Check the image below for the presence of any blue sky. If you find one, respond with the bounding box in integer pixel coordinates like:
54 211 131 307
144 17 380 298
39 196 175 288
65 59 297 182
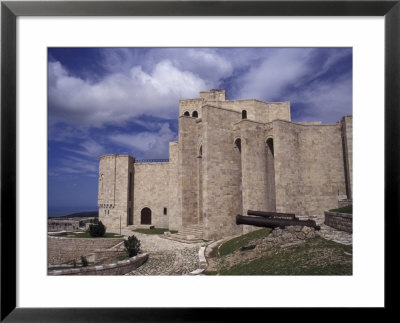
48 47 352 210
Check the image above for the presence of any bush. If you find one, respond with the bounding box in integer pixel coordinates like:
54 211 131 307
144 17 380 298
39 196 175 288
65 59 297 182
81 256 88 267
124 235 141 258
89 219 106 237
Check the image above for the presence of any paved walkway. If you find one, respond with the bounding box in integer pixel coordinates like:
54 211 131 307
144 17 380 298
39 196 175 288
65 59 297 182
313 215 353 245
316 224 353 245
108 228 202 275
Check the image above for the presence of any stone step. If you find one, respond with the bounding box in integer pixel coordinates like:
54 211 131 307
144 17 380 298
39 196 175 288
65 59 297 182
179 229 203 236
161 235 203 244
161 224 205 244
174 231 203 237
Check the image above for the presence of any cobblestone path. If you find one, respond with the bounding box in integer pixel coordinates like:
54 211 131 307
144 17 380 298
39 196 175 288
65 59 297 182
108 228 201 275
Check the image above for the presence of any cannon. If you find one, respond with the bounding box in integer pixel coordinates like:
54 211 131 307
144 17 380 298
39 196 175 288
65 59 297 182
247 210 297 220
236 214 320 230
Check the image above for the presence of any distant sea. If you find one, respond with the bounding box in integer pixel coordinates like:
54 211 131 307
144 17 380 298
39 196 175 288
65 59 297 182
48 206 97 218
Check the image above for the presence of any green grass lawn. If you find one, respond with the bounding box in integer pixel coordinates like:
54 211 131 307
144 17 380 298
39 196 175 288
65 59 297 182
62 232 124 238
218 228 271 257
132 228 178 235
329 205 352 214
218 236 352 275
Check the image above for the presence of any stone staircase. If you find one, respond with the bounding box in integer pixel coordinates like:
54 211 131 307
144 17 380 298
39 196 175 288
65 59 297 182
162 224 204 244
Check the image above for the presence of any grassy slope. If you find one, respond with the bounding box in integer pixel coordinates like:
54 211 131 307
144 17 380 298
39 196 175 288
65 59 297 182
218 228 271 256
329 205 352 214
219 236 352 275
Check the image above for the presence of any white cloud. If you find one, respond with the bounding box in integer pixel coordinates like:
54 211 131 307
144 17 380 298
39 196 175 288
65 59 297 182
53 155 99 178
109 123 176 159
292 73 352 123
237 49 314 100
49 59 208 128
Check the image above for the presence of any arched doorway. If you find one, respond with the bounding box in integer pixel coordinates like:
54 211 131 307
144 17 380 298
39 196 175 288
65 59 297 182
141 207 152 224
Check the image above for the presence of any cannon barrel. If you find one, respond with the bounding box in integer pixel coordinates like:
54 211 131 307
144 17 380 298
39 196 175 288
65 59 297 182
236 214 320 230
247 210 297 220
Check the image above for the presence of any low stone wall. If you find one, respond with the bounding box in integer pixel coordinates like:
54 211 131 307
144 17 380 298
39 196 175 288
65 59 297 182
48 253 148 276
48 236 124 265
89 249 127 264
338 199 352 208
324 211 352 233
48 220 81 232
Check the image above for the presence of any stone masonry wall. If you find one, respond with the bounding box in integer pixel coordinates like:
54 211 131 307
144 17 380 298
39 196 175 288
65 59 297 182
98 155 134 229
266 102 291 122
324 211 353 233
239 119 268 234
273 120 347 217
168 142 181 231
202 105 243 240
48 237 124 265
206 100 290 124
49 253 148 276
179 99 204 118
178 116 199 226
133 162 170 228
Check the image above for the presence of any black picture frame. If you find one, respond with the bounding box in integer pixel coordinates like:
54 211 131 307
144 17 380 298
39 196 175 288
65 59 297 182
1 1 399 321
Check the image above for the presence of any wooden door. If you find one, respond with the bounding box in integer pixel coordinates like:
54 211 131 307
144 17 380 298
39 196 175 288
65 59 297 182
141 207 151 224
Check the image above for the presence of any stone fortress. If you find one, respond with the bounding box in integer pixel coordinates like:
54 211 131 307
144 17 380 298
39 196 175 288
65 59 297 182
98 89 352 240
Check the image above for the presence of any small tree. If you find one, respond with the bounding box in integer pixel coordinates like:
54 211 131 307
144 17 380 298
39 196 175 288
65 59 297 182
124 235 141 257
89 219 106 237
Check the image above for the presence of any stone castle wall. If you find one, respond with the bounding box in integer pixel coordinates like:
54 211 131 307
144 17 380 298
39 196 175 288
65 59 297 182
133 162 170 228
168 142 181 230
178 116 199 226
179 98 204 119
273 120 347 217
202 105 243 240
98 155 134 229
97 90 352 240
203 100 290 124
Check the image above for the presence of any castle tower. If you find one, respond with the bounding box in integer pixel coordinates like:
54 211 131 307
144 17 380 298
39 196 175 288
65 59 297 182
98 154 134 230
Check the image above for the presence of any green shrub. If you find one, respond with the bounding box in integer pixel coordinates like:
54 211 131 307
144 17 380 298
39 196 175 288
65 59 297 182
89 219 106 237
81 256 88 267
124 235 141 258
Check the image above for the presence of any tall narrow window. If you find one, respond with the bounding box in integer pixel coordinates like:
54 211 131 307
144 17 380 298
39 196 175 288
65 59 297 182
235 138 241 153
163 207 167 215
242 110 247 119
